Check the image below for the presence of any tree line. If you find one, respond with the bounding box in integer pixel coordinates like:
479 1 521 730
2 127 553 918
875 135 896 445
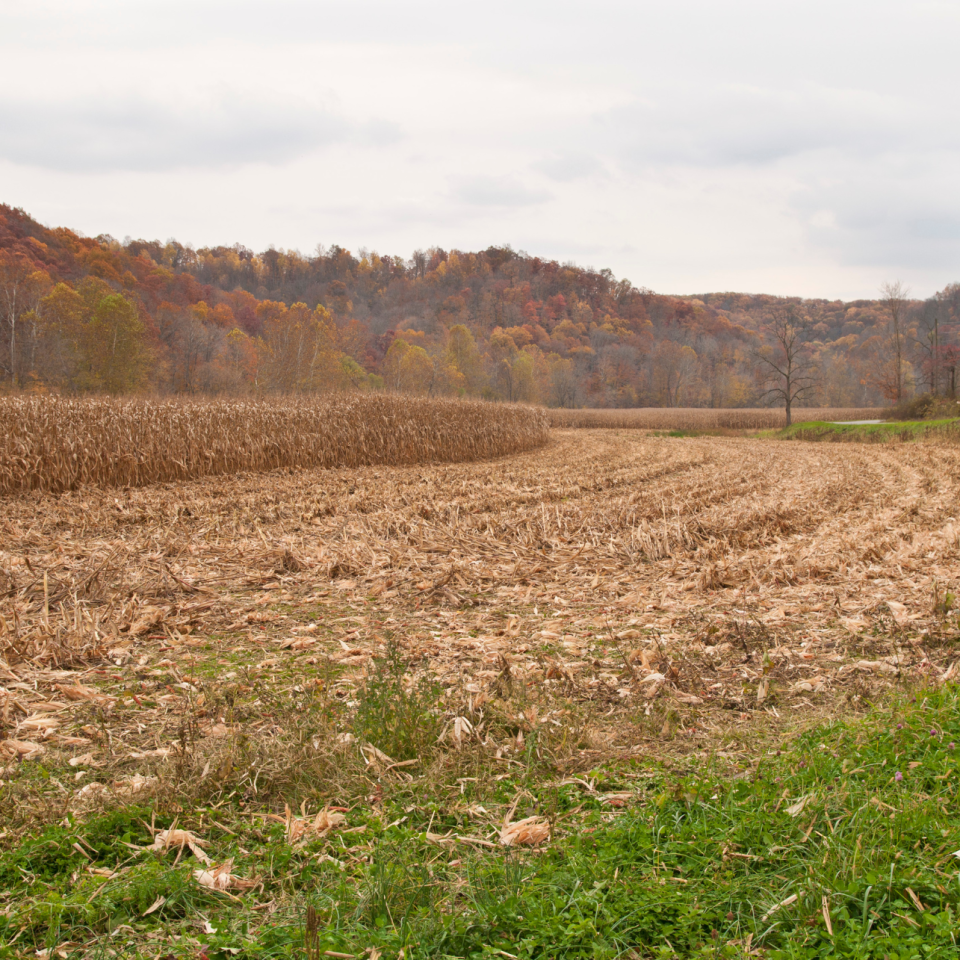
1 204 957 408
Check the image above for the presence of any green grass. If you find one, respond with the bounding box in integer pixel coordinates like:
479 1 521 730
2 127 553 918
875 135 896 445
4 686 960 957
649 429 750 439
776 418 960 442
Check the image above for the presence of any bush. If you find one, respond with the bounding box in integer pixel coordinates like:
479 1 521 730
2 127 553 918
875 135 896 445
887 393 960 421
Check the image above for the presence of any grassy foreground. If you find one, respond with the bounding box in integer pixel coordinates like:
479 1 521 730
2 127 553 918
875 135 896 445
778 418 960 442
4 684 960 959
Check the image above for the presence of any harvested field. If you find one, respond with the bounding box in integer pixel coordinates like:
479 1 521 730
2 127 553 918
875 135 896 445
2 431 960 957
0 394 549 495
2 430 957 786
548 406 882 429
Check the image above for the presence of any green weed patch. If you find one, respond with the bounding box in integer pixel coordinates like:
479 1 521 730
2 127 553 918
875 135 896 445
777 418 960 442
4 687 960 958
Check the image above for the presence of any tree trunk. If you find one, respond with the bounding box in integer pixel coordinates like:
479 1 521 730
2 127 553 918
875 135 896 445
9 313 16 388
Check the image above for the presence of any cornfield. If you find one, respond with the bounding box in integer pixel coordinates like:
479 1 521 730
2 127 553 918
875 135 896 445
548 407 883 430
0 394 549 496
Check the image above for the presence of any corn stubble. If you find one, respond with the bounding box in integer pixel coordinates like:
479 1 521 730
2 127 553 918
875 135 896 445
0 394 549 496
2 430 959 825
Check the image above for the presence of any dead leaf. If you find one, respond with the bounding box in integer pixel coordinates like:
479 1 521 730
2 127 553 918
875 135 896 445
55 684 104 702
853 660 899 676
274 636 317 650
272 803 348 844
360 743 395 770
193 859 258 892
203 723 234 738
129 611 164 635
149 828 211 864
639 671 666 684
442 716 474 749
17 715 60 736
499 816 550 847
886 600 910 626
1 739 45 759
760 893 798 921
142 895 166 916
112 774 158 797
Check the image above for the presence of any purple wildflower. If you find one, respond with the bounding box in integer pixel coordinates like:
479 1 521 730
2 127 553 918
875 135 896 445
895 771 903 782
897 723 904 730
950 743 956 750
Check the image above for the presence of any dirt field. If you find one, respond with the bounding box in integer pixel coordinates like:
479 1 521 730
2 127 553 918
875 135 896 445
2 428 959 820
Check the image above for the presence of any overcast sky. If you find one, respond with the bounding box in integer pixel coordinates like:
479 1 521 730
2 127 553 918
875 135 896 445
2 0 958 299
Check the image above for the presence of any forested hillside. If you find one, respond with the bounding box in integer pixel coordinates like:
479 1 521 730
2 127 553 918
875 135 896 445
1 203 957 406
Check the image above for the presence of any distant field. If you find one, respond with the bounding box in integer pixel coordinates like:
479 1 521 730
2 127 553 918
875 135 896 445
0 394 549 495
548 406 882 430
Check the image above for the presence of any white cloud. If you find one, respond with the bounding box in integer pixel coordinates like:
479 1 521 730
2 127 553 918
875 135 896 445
533 154 603 182
1 0 958 298
0 96 399 172
453 176 552 208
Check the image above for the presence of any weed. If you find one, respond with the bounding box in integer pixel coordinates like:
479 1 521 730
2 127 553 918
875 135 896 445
933 580 957 618
353 641 444 763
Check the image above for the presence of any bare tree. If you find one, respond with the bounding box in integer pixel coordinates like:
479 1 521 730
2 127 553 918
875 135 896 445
880 280 909 402
755 301 818 426
911 296 942 395
411 249 427 280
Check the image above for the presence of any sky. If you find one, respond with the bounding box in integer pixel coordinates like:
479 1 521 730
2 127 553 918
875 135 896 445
1 0 958 300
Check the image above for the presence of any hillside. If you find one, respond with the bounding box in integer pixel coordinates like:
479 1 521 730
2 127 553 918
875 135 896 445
1 204 957 406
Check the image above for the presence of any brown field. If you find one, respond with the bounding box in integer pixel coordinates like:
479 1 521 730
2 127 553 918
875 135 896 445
2 428 958 829
0 394 549 495
548 406 883 429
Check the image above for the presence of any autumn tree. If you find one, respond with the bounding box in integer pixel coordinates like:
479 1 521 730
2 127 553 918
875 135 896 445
258 303 344 392
383 337 435 394
488 328 535 401
79 294 151 393
36 282 86 387
401 345 435 395
446 324 483 393
221 328 258 391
